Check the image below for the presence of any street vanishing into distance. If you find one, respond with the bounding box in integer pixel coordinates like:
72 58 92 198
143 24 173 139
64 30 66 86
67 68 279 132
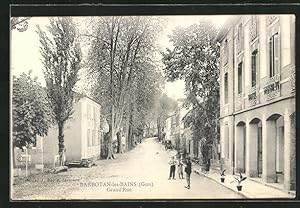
13 138 242 200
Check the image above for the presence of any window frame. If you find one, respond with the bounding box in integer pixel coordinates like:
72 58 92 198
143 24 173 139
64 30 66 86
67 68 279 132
224 72 229 104
251 49 258 87
237 62 243 95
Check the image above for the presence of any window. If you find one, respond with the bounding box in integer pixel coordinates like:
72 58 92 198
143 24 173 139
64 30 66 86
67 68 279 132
91 130 96 146
87 129 91 147
238 62 243 94
251 50 258 87
32 135 37 147
269 33 279 77
250 16 258 41
224 73 228 104
98 130 102 145
237 23 244 53
223 39 228 65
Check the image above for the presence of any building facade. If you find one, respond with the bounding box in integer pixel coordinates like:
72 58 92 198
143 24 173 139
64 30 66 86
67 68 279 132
15 95 107 167
217 15 295 191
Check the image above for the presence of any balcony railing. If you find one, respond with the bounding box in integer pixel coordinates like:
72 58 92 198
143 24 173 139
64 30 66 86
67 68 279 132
290 66 295 93
235 93 243 111
263 74 280 101
248 86 259 107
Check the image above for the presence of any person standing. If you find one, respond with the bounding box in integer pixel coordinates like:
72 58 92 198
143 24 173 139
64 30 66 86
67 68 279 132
184 157 192 189
168 156 176 180
177 157 184 179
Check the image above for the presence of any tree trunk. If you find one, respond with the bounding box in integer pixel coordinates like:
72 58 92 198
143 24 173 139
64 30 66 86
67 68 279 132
157 117 161 141
107 124 115 160
58 122 65 166
117 131 121 153
12 147 16 168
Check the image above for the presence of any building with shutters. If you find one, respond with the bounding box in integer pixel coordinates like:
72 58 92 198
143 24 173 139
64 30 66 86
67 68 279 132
216 15 295 191
27 94 107 166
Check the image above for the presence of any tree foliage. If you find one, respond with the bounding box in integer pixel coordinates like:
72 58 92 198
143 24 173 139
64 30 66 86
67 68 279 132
12 71 53 149
85 16 165 158
10 17 30 32
162 20 220 164
36 17 82 159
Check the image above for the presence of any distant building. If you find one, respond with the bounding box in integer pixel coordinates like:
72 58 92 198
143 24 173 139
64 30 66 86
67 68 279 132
217 15 295 191
163 98 193 155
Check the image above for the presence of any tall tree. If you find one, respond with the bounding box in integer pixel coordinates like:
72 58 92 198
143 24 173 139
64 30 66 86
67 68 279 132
12 71 53 166
162 20 220 164
37 17 82 164
86 16 164 159
10 17 30 32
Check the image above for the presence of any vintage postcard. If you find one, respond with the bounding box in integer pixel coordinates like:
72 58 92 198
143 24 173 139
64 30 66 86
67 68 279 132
10 13 296 200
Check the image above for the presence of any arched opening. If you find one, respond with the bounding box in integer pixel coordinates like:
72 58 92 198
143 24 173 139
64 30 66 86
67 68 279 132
235 121 246 173
264 113 284 183
247 118 262 178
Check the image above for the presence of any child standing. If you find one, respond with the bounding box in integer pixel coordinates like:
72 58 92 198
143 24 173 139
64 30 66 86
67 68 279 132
168 156 176 180
177 157 184 179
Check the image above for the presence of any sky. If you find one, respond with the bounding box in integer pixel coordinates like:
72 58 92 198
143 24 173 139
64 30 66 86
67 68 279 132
11 15 229 100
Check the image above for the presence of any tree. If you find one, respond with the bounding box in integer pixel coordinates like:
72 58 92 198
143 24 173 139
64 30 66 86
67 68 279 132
85 16 165 159
155 93 177 142
36 17 82 165
124 62 165 150
12 71 53 166
162 20 220 164
10 17 30 32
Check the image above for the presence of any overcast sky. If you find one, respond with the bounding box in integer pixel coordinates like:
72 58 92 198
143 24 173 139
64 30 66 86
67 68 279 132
11 15 229 100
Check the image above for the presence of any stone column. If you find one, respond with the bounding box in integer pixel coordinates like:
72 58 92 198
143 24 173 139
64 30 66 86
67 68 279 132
284 109 296 190
262 115 277 183
220 123 226 159
246 119 258 177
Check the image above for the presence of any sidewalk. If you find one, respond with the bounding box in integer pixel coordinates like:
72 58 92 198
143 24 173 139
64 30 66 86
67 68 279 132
192 164 296 199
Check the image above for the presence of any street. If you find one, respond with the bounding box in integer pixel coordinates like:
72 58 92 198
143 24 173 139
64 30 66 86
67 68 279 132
13 137 241 200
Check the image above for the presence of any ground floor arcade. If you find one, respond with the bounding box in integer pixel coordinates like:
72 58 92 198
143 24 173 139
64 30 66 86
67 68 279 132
220 97 296 191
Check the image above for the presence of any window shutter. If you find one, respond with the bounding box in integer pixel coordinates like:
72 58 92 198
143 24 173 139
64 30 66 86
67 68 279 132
224 73 228 103
274 33 280 75
269 38 273 77
239 62 243 94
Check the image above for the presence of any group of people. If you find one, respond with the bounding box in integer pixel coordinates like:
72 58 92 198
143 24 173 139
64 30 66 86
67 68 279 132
168 155 192 189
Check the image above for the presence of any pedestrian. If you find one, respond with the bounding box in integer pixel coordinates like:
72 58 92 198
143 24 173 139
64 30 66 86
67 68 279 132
184 156 192 189
177 157 184 179
168 156 176 180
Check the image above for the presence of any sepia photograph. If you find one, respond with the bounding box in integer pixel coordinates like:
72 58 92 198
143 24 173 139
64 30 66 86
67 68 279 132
10 13 296 200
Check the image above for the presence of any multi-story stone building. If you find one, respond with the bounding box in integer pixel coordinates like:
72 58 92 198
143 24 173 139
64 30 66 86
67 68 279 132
217 15 295 191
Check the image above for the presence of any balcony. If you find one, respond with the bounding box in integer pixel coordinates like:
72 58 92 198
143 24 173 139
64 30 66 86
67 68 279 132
263 74 281 101
290 66 295 93
235 93 244 111
247 86 259 107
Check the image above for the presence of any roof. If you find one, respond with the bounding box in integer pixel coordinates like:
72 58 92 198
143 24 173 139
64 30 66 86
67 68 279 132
74 91 102 107
214 16 240 42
